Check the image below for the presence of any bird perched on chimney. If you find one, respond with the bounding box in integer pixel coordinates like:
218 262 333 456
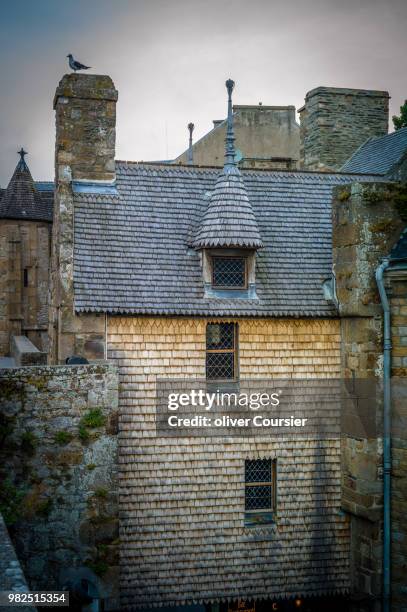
67 54 91 72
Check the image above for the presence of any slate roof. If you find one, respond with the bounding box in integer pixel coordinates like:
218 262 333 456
341 127 407 176
74 163 382 317
0 159 53 222
192 167 263 249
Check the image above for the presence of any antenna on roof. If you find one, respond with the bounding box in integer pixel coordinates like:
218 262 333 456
224 79 236 172
187 123 194 165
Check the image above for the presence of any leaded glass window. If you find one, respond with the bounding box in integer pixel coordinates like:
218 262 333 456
245 459 275 512
212 257 246 289
206 322 237 380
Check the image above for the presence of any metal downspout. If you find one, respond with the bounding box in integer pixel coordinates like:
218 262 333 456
375 258 391 612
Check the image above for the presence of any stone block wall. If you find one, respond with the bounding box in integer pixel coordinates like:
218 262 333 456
108 315 350 609
0 219 51 355
0 363 119 610
332 182 406 609
299 87 389 171
388 272 407 611
0 514 35 612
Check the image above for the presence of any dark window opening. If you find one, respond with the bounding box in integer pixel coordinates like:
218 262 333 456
245 458 276 512
23 268 28 287
206 322 238 380
212 257 246 289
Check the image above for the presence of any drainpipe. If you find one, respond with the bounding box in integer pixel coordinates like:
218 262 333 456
375 257 391 612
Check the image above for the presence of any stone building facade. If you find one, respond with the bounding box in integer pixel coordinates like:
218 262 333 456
299 87 389 172
1 69 406 611
173 104 300 170
0 154 53 355
46 72 407 610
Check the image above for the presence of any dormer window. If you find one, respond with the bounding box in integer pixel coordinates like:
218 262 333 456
200 249 258 299
212 256 247 289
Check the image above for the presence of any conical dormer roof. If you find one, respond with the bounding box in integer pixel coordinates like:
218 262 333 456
193 80 263 250
0 149 52 222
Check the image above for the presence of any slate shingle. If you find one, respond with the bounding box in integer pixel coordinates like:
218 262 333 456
193 167 263 249
0 159 53 222
73 163 383 317
341 127 407 176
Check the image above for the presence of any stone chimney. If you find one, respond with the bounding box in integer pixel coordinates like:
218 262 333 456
53 74 118 183
299 86 389 172
49 74 118 364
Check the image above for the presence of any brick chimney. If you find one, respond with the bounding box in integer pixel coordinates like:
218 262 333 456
49 74 118 364
299 86 389 172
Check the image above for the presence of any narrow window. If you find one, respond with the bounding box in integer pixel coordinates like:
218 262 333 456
245 458 276 513
212 257 246 289
206 322 238 380
23 268 28 287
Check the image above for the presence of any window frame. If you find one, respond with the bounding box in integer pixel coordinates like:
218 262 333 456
205 322 239 381
211 255 248 290
244 458 277 524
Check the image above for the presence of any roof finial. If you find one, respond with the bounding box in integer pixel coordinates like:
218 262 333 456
18 148 28 163
224 79 236 171
187 123 194 165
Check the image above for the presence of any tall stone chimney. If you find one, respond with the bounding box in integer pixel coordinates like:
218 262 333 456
299 86 389 172
54 74 118 182
49 74 118 363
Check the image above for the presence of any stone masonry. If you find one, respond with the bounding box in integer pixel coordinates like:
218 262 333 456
49 74 118 364
332 181 406 610
0 219 51 355
299 87 389 172
388 271 407 611
0 514 35 612
109 316 350 609
0 363 119 610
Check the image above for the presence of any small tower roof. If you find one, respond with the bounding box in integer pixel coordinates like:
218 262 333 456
192 80 263 250
0 149 53 222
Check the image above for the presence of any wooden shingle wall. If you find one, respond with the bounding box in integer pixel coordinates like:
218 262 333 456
108 316 349 608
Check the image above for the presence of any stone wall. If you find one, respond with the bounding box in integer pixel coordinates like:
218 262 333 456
299 87 389 172
49 74 117 364
388 271 407 611
0 219 51 355
0 363 119 610
0 514 35 612
108 315 350 609
332 182 406 610
173 105 300 168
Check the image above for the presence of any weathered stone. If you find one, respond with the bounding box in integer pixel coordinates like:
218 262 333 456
299 87 389 171
49 74 117 364
0 363 119 604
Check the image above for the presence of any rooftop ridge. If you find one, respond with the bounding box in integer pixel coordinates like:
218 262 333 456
115 159 385 178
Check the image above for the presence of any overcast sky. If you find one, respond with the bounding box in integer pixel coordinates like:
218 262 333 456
0 0 406 185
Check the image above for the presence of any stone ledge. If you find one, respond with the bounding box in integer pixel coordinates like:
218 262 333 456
10 335 47 367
